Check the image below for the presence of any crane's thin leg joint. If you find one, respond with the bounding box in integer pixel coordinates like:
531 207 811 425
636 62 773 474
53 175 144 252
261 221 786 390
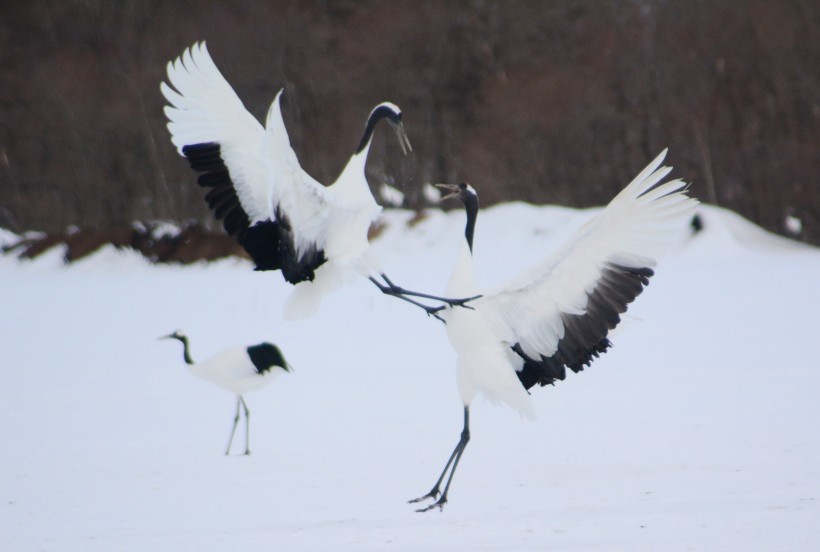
410 406 471 512
226 397 242 455
241 396 252 456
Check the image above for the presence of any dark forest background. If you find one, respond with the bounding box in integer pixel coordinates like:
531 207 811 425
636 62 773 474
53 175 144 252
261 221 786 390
1 0 819 245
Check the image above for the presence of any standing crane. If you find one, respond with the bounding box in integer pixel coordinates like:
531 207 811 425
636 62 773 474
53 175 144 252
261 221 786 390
160 330 291 455
410 150 698 511
161 42 471 319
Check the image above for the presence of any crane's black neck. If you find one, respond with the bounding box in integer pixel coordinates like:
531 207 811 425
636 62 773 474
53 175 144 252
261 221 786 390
463 192 478 253
173 335 194 365
355 105 398 154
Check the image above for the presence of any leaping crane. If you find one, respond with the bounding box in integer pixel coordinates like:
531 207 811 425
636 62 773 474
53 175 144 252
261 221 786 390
410 150 697 511
161 42 472 319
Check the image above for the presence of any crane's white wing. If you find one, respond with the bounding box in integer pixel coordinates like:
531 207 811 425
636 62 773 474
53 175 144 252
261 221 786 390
261 90 335 259
161 42 335 282
479 150 698 385
161 42 273 226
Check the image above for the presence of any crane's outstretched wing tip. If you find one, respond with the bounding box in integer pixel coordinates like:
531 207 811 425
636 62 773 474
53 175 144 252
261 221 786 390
480 148 696 385
159 80 171 97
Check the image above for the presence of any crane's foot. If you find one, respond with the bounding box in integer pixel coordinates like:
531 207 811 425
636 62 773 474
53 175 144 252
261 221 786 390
408 488 440 504
444 295 482 310
409 487 449 512
413 495 448 513
424 305 446 323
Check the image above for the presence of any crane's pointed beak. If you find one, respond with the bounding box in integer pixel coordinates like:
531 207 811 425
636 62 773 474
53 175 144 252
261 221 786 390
435 183 461 201
390 120 412 155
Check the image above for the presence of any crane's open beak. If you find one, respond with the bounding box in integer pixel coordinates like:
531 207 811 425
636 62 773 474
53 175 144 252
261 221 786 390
435 183 461 201
390 120 413 155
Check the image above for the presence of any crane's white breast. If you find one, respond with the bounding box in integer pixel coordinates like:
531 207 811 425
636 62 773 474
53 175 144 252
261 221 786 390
442 307 535 418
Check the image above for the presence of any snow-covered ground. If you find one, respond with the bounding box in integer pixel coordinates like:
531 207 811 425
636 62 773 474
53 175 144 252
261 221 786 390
1 203 818 551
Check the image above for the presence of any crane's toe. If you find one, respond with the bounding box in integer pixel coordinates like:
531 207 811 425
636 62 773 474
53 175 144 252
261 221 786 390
415 497 447 513
408 488 440 504
449 294 482 309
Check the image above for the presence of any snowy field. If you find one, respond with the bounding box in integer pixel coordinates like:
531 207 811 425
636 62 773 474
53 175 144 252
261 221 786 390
2 203 819 551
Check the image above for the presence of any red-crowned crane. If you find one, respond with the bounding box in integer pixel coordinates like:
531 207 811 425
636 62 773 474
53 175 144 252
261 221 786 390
161 42 471 319
160 331 291 456
410 150 698 511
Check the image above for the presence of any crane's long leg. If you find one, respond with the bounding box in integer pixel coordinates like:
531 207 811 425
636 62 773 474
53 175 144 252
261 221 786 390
240 396 252 456
410 406 470 512
225 397 242 455
378 273 481 309
368 276 447 323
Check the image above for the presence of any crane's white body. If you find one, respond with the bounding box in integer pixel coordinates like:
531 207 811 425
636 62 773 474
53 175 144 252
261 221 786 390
161 42 396 318
438 238 536 416
189 346 284 397
440 150 698 418
284 143 383 318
